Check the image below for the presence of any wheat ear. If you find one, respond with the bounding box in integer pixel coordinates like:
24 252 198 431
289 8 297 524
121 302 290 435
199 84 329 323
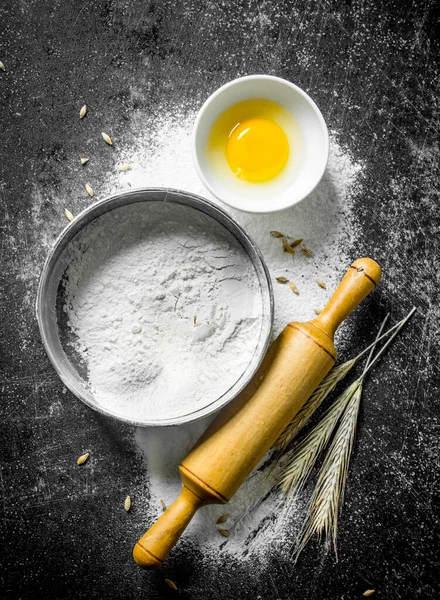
293 307 416 560
294 382 362 560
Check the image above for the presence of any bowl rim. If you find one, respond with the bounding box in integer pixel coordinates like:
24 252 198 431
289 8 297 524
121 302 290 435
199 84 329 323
191 74 329 214
36 187 274 427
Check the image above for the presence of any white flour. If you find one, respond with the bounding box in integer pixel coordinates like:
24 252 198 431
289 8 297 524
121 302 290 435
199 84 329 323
63 201 263 421
106 107 363 564
59 103 363 565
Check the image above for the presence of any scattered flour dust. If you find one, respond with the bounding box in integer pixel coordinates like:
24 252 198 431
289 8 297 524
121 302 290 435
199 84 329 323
63 201 263 421
100 107 363 564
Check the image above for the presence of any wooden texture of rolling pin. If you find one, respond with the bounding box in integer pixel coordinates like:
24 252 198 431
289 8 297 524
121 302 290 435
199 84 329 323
133 257 382 568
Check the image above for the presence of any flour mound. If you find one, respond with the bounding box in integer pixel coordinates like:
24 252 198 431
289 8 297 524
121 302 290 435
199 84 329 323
63 201 263 421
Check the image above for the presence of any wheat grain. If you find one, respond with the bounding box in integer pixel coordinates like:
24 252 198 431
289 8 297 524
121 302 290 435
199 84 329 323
77 452 90 465
101 132 113 145
301 247 313 258
282 237 295 254
216 514 229 524
218 528 230 538
289 281 299 294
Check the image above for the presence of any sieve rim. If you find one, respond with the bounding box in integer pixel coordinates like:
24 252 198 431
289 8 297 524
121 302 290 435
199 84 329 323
36 187 274 427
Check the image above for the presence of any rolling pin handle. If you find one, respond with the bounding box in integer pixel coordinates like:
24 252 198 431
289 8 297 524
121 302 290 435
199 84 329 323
312 257 382 338
133 486 204 569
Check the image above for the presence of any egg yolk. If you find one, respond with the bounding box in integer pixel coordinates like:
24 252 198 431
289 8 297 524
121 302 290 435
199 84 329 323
226 118 289 182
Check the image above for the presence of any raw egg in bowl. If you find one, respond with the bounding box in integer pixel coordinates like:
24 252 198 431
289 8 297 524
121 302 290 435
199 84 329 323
192 75 329 213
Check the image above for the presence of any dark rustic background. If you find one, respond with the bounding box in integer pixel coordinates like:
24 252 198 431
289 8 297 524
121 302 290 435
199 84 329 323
1 1 439 598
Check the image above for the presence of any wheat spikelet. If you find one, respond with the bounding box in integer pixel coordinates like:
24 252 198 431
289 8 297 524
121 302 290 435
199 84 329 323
274 360 356 451
278 380 361 496
291 309 416 559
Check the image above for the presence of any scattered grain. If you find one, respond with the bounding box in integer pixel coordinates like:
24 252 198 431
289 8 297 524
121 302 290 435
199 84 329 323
362 592 375 597
276 276 289 284
160 499 167 512
313 308 322 315
64 208 74 222
118 163 132 171
101 132 113 145
290 238 303 248
289 281 299 295
301 247 313 258
270 231 284 238
216 514 229 525
80 157 89 165
316 279 326 289
124 495 131 512
0 61 6 71
79 104 87 119
77 452 90 465
165 579 177 590
85 183 94 197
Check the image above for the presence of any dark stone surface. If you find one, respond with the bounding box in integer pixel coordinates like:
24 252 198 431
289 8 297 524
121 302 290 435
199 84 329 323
1 0 439 598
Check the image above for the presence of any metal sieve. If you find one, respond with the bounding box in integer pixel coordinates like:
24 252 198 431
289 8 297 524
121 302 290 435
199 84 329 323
36 188 273 427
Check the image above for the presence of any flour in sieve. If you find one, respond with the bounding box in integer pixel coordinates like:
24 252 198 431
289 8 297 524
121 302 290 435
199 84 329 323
63 201 264 421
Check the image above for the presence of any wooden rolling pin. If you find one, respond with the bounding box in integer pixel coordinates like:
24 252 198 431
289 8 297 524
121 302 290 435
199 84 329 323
133 257 381 568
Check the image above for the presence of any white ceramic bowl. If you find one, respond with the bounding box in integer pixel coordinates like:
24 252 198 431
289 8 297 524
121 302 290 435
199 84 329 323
192 75 329 213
